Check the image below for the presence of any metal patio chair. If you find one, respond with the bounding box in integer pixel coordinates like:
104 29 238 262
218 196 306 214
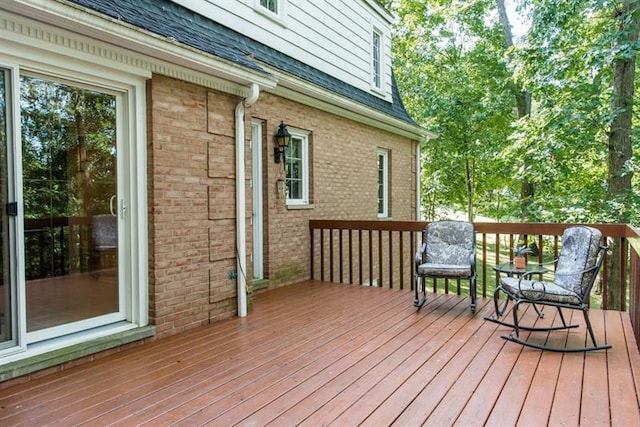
486 225 611 352
414 220 477 312
91 214 117 276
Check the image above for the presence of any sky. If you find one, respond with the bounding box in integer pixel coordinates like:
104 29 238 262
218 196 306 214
505 0 532 40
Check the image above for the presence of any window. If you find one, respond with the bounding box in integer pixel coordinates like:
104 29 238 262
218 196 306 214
260 0 278 14
377 149 389 217
285 130 309 205
372 29 382 90
255 0 287 21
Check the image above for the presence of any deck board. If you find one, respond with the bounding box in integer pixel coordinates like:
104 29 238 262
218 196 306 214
1 280 639 426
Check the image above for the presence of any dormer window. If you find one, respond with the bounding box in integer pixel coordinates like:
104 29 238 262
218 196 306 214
260 0 278 14
255 0 286 23
372 28 382 90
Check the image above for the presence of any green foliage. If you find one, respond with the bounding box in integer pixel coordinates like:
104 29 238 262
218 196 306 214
510 0 640 223
391 0 518 220
20 76 117 219
392 0 640 224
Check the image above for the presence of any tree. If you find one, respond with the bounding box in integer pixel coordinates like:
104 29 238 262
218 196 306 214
496 0 535 220
390 0 639 236
391 0 518 221
606 0 640 309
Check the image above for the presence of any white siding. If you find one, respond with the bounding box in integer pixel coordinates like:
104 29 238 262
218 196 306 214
172 0 394 101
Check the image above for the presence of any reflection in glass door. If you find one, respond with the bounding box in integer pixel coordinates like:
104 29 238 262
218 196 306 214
21 74 120 336
0 69 14 347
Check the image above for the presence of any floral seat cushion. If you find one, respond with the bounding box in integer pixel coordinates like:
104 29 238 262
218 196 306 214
501 277 581 305
554 226 602 296
417 263 472 278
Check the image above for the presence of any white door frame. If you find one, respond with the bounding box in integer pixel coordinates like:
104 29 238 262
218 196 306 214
251 120 264 280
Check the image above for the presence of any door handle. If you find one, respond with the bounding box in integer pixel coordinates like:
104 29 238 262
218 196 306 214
6 202 17 216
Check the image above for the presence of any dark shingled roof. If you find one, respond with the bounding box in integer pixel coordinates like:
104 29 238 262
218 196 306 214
67 0 418 126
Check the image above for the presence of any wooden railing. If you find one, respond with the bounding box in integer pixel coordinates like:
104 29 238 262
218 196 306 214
23 216 93 280
309 220 640 348
628 225 640 348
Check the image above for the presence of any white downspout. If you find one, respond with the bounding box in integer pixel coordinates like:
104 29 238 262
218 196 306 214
235 83 260 317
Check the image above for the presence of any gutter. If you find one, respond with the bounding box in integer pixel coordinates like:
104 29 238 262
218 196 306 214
235 83 260 317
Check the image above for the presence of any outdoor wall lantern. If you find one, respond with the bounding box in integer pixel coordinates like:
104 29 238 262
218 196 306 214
273 121 291 164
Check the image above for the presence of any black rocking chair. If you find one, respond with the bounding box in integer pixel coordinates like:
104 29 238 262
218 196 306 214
414 220 477 312
485 225 611 352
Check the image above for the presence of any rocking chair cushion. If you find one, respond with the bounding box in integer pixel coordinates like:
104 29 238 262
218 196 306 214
424 222 475 266
501 277 582 305
555 226 602 295
417 263 472 278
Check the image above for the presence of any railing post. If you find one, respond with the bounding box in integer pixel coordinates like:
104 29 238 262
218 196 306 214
310 226 314 280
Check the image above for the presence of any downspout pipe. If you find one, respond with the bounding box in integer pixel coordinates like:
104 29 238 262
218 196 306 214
235 83 260 317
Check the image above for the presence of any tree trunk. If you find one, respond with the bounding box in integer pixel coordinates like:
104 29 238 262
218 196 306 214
496 0 534 220
465 157 474 222
606 0 640 310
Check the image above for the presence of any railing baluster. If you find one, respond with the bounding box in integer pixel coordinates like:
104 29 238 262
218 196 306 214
399 232 404 290
358 230 363 285
368 229 373 287
388 231 393 289
320 229 325 281
378 230 383 288
59 226 65 275
494 233 500 289
310 227 315 280
410 232 415 291
339 229 343 284
348 230 353 284
481 233 487 297
629 239 640 347
329 229 334 282
621 237 627 312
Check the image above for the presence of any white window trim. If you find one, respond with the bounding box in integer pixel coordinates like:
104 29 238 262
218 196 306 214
286 128 310 206
371 25 385 93
378 149 389 218
254 0 288 25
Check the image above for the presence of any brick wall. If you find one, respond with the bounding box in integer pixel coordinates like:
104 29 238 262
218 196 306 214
148 75 239 337
148 76 418 335
250 93 417 288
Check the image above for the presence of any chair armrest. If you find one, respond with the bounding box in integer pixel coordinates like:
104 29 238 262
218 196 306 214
518 268 549 281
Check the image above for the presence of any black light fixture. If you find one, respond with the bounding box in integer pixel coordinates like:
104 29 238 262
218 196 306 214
273 121 291 164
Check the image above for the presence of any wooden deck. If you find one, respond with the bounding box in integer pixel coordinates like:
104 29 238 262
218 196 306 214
1 280 640 426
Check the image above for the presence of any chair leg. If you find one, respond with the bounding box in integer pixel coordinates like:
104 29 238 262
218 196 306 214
511 300 522 338
470 276 477 312
492 285 513 318
414 275 427 308
500 304 611 352
582 309 607 349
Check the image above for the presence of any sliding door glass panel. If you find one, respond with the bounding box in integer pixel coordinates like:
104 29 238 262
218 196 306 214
0 69 13 345
20 75 119 333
